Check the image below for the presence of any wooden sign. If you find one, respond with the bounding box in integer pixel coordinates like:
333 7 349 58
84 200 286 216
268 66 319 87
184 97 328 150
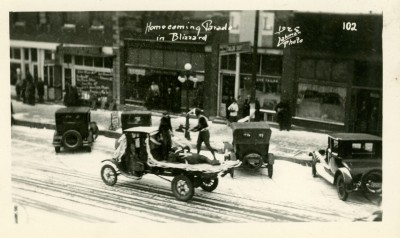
110 112 119 131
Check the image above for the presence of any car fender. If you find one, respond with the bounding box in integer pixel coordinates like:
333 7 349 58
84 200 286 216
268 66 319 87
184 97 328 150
101 159 119 171
336 168 353 192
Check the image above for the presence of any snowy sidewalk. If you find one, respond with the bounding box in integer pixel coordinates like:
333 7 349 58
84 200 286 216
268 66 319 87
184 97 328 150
11 98 329 164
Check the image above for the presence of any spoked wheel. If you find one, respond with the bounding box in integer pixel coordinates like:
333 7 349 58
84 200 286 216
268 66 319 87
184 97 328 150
101 165 118 186
243 153 263 169
200 178 219 192
267 164 273 178
171 174 194 202
336 174 348 201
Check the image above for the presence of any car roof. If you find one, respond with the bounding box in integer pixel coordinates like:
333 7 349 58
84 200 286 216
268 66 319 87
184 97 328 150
122 110 152 115
124 126 159 134
329 133 382 141
55 107 91 114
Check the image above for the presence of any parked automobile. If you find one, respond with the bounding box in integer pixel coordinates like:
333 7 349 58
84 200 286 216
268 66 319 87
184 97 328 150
224 122 274 178
309 133 382 201
53 107 97 153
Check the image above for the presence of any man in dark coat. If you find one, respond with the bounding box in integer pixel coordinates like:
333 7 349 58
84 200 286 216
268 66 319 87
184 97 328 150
158 113 173 161
36 78 45 103
275 101 292 131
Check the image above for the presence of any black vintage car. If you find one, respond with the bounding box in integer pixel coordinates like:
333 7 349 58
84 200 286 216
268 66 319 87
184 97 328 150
309 133 382 201
53 107 97 153
224 122 274 178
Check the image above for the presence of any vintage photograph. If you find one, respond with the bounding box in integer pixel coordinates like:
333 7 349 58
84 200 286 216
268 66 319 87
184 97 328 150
6 4 392 230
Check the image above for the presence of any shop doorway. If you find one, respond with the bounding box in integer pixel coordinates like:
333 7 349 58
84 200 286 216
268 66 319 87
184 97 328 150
350 89 382 135
221 75 235 118
10 63 21 85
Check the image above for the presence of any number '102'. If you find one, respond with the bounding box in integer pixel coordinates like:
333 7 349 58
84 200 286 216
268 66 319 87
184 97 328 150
343 22 357 31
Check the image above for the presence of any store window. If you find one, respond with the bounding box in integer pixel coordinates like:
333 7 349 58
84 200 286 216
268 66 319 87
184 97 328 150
10 48 21 59
84 56 93 67
296 83 346 123
94 57 103 67
64 68 72 87
261 55 282 76
44 50 53 60
75 55 83 65
240 75 281 110
64 54 72 64
24 48 30 60
31 48 37 62
104 57 113 68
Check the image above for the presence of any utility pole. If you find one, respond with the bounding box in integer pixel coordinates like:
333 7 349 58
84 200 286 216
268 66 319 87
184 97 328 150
250 10 259 121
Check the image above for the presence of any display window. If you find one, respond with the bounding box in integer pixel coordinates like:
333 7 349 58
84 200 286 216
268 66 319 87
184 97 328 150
296 83 346 123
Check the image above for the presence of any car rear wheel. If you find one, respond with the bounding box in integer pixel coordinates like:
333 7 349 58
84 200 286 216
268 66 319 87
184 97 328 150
200 178 219 192
171 174 194 202
336 174 348 201
101 165 118 186
62 130 82 150
361 170 382 194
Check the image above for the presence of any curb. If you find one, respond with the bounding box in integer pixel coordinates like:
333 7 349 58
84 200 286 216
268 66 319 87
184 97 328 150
12 117 312 166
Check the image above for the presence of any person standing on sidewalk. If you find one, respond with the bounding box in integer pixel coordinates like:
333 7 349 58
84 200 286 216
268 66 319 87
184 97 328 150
36 78 45 103
228 99 239 124
190 108 218 161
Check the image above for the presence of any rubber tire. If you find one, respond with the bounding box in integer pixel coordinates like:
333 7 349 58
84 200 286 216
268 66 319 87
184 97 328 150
55 147 60 153
171 174 194 202
62 130 82 150
336 174 349 201
200 178 219 192
312 162 317 177
267 164 273 178
243 153 263 169
101 165 118 186
361 170 382 194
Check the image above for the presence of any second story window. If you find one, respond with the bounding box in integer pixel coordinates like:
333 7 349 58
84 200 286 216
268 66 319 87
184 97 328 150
89 12 104 32
38 12 47 25
62 12 76 31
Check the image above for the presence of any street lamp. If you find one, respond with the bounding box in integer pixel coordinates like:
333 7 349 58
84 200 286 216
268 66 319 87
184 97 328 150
178 63 198 140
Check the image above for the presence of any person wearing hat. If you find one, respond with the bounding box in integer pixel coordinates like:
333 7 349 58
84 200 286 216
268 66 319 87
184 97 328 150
190 108 218 161
158 113 174 161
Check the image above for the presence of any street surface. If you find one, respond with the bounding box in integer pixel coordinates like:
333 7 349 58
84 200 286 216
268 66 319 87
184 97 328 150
10 126 380 223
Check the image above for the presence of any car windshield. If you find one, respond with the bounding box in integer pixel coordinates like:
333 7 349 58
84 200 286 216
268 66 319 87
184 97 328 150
341 141 382 159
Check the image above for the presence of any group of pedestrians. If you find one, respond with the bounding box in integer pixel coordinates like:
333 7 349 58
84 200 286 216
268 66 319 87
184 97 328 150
226 95 263 123
145 81 182 113
15 72 45 106
226 94 292 131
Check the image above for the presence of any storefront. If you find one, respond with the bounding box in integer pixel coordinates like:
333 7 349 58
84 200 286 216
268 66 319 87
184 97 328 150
124 39 206 112
218 42 283 119
57 45 115 107
281 12 382 135
10 40 58 100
